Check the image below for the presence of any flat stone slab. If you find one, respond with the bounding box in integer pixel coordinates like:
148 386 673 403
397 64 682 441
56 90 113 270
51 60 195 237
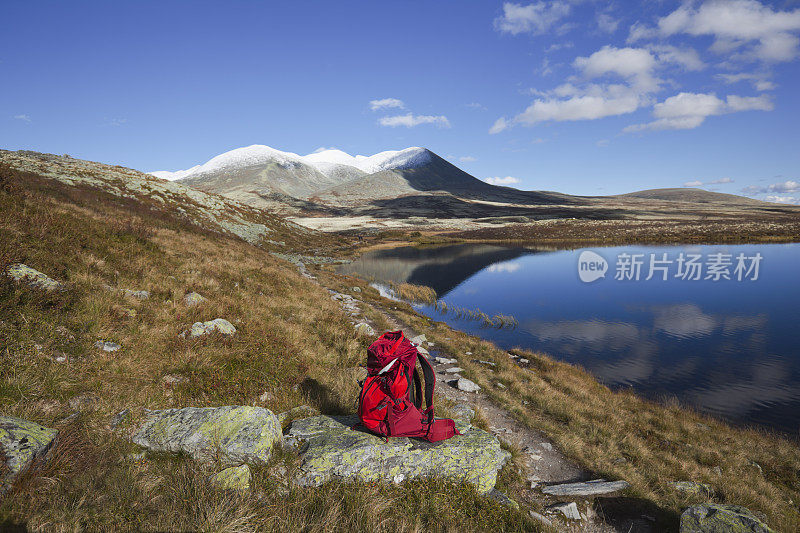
680 504 775 533
542 479 630 496
286 415 509 494
6 264 63 291
0 416 58 492
131 406 281 466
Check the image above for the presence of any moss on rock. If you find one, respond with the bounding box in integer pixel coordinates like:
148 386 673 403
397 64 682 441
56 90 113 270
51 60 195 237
680 504 775 533
0 416 58 493
131 406 281 466
286 415 509 494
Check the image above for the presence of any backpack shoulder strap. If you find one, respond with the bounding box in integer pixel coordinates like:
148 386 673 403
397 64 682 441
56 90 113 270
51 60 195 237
411 367 422 409
417 352 436 411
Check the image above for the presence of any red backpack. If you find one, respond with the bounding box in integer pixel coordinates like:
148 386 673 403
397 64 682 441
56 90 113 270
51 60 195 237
356 330 460 442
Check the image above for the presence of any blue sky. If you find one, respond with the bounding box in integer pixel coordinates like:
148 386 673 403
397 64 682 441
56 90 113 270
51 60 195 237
2 1 799 201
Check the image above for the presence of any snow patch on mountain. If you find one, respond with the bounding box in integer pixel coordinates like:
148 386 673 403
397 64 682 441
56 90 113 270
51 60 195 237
150 145 432 181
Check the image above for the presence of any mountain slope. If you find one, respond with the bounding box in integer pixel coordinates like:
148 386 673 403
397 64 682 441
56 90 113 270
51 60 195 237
0 149 321 250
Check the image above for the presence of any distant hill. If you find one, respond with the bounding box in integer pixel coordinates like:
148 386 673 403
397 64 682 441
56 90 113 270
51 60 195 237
618 188 768 205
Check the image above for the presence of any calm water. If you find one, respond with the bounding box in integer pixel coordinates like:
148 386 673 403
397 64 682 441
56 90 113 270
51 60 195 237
339 243 800 434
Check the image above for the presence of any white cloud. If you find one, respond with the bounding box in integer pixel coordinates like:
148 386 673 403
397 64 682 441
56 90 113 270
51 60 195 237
597 13 619 34
484 176 521 186
459 156 477 162
648 44 705 71
755 80 776 91
494 1 571 35
489 116 509 134
717 72 776 91
14 114 31 122
378 114 450 128
684 180 703 187
516 93 643 125
531 137 546 144
466 102 486 110
624 92 773 132
496 46 663 130
710 177 734 184
574 45 660 92
768 180 799 193
596 139 610 147
765 195 800 204
369 98 405 111
644 0 800 63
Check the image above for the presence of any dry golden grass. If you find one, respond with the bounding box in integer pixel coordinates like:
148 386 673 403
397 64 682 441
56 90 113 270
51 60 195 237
390 282 437 304
0 166 538 532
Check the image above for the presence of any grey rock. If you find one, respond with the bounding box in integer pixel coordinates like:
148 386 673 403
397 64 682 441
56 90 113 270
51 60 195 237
488 488 519 509
94 340 121 352
6 264 63 291
416 346 429 356
110 409 130 429
449 403 475 424
131 406 282 466
209 464 251 492
286 414 509 494
477 360 497 367
668 481 714 497
444 367 464 374
183 292 207 306
450 378 481 393
354 322 375 337
351 286 361 292
409 334 427 345
548 501 581 520
529 510 553 527
519 358 530 364
0 416 58 493
434 357 457 365
187 318 236 337
680 504 775 533
543 479 630 496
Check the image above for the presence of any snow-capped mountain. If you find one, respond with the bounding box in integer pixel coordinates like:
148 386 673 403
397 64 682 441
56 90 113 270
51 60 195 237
150 145 433 182
148 144 514 209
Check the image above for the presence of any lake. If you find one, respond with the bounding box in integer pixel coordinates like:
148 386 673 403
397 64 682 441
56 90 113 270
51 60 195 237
339 243 800 434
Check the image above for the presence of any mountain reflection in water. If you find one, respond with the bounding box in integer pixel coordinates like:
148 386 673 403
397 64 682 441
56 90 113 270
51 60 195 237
339 243 800 433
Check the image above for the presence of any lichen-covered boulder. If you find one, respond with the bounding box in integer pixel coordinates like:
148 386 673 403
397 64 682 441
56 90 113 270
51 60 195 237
354 322 375 337
286 415 510 494
131 406 281 466
209 464 251 492
184 292 207 306
680 504 774 533
0 416 58 493
188 318 236 337
6 264 63 291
